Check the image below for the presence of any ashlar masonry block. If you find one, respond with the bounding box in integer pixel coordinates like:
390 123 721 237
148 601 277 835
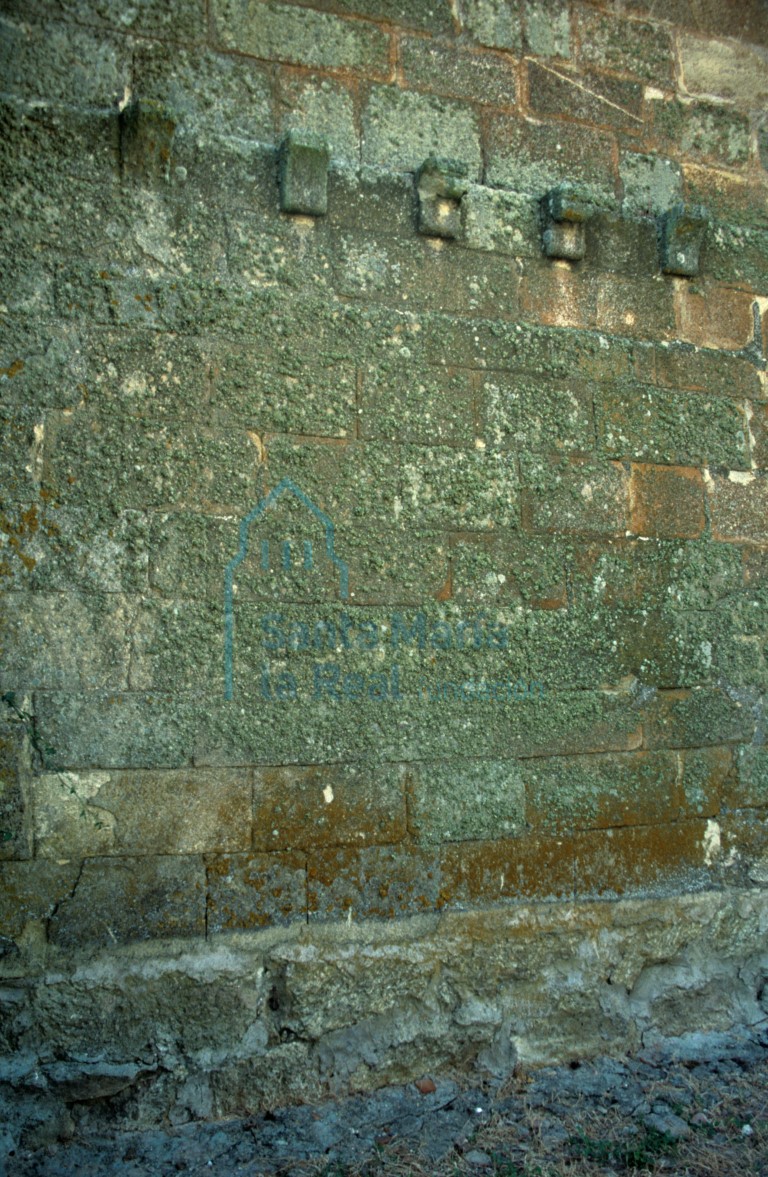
278 130 330 216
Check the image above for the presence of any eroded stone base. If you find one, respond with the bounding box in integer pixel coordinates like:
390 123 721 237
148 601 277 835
1 888 767 1143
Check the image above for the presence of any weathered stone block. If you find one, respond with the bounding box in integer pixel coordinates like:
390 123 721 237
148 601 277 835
574 820 713 897
525 749 685 834
659 203 708 277
482 373 594 453
486 114 616 195
253 763 406 851
401 37 518 106
521 456 630 536
0 719 29 861
676 284 754 349
653 343 763 401
277 72 358 165
48 855 206 950
595 383 748 468
652 98 751 169
679 33 768 107
0 592 131 692
278 131 330 216
524 0 570 57
361 359 475 445
0 860 79 944
132 43 274 147
362 87 482 178
707 473 768 544
211 0 391 75
528 61 643 132
620 154 682 216
407 759 525 845
450 532 567 610
576 8 674 84
44 409 265 513
584 213 659 277
630 463 705 539
119 99 176 185
206 851 307 931
596 274 676 340
33 768 251 859
440 834 575 905
681 746 732 817
643 687 755 749
307 845 440 921
459 0 522 50
0 16 130 108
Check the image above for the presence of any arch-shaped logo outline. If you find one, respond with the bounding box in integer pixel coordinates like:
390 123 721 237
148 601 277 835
224 477 349 700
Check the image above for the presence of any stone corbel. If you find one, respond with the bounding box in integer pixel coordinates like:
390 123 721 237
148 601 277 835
278 130 331 216
658 203 708 277
416 157 469 239
541 185 594 261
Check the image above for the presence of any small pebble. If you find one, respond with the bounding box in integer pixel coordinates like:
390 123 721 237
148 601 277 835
464 1149 492 1166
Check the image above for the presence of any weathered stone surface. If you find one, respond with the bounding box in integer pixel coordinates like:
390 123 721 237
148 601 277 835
707 473 768 544
408 759 525 845
679 34 768 107
0 859 79 942
206 851 307 931
0 593 132 691
528 61 643 133
576 6 673 84
254 762 406 851
595 384 748 468
211 1 391 75
521 456 630 536
630 464 705 539
48 855 206 949
486 114 616 195
33 768 251 859
362 87 483 178
307 845 440 921
401 37 518 106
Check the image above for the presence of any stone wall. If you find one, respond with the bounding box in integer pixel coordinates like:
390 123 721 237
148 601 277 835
1 0 767 1140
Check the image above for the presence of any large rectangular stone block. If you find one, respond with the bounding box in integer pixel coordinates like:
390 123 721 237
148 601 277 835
407 759 525 845
32 768 251 859
253 762 406 851
211 0 391 75
48 855 206 949
595 383 748 468
362 86 483 178
206 851 307 931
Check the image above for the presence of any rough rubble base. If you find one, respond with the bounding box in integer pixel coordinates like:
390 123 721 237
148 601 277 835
7 1032 768 1176
2 890 767 1171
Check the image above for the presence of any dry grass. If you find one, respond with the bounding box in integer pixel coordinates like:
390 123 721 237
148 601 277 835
297 1056 768 1177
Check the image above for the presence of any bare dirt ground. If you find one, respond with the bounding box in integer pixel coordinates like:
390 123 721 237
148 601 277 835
8 1031 768 1176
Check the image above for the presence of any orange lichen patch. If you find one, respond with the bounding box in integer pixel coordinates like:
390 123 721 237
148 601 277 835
439 835 575 906
573 819 711 897
306 845 439 919
0 359 24 379
630 463 705 539
205 851 307 931
254 765 406 853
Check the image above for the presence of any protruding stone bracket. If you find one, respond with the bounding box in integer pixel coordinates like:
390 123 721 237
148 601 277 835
416 157 469 239
119 99 177 184
278 130 330 217
658 203 708 277
541 185 594 261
